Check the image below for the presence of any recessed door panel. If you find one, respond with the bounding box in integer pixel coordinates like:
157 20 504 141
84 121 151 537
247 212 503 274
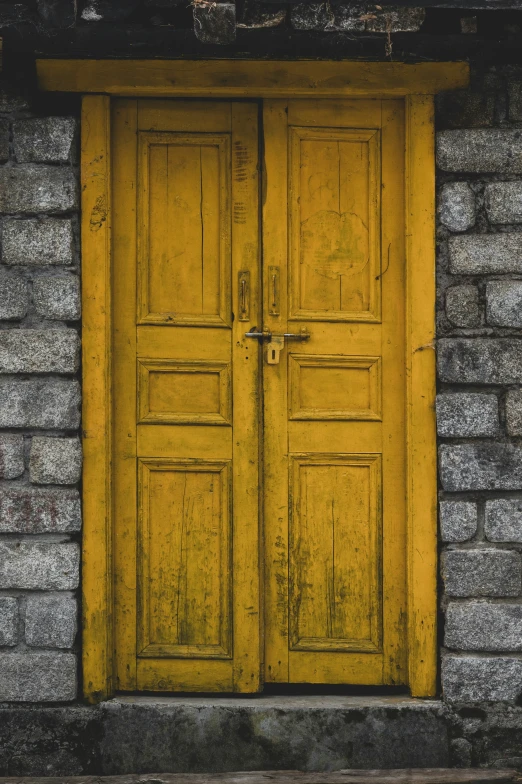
289 354 382 420
138 360 232 425
137 459 232 659
289 127 381 322
289 454 382 652
138 132 230 326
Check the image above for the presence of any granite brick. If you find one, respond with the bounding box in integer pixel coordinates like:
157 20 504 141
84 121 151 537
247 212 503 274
0 542 80 590
2 218 74 266
0 378 80 429
440 501 478 543
0 652 76 701
0 329 79 374
0 166 78 214
442 549 522 597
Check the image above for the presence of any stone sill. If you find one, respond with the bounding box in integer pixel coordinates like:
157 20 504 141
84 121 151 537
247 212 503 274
112 695 443 708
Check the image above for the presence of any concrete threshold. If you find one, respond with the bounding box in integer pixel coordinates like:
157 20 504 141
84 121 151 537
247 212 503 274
0 696 456 775
96 695 451 772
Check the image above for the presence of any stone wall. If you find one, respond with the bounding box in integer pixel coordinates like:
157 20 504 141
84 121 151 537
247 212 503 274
436 69 522 711
0 82 81 701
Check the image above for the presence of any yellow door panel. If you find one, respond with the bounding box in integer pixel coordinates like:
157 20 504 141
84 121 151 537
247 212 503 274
137 359 232 425
289 126 381 322
113 96 413 693
289 454 382 653
138 131 231 326
288 354 382 421
263 99 407 686
137 459 232 659
113 100 261 693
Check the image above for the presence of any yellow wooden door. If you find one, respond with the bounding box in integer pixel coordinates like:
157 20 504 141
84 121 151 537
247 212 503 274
112 97 408 692
112 100 261 692
263 100 407 686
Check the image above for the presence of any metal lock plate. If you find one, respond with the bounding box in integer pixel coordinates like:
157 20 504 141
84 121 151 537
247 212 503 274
266 334 285 364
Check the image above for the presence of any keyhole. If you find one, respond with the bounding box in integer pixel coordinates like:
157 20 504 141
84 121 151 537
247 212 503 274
272 349 276 360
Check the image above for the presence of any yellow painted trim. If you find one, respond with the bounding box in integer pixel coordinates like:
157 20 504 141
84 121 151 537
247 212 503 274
81 94 113 704
405 94 438 697
37 59 469 98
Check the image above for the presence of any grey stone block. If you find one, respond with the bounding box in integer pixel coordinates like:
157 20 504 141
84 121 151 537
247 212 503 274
442 549 521 597
0 652 76 701
486 280 522 327
0 270 29 319
0 329 79 373
14 118 77 164
445 285 480 328
25 595 77 648
291 3 365 31
193 2 236 43
506 388 522 436
436 90 495 130
445 601 522 651
436 393 499 437
437 129 522 173
485 498 522 542
438 339 522 384
0 118 10 163
0 486 81 533
0 542 79 590
442 655 522 702
440 443 522 491
485 181 522 224
2 218 74 266
33 274 80 320
440 501 478 543
364 6 424 32
0 166 78 214
290 3 423 31
0 434 24 479
0 597 18 646
0 378 80 429
449 233 522 275
439 182 476 232
30 437 82 485
237 0 286 28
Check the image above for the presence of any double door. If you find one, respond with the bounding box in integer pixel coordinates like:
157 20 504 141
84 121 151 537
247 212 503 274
112 98 407 692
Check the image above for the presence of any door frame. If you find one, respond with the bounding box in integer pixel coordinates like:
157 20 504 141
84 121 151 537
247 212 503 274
36 58 469 703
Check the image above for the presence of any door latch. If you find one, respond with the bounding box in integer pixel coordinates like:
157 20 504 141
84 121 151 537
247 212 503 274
244 327 311 364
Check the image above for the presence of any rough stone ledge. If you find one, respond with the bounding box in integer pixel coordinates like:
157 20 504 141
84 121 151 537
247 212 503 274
0 771 518 784
0 698 452 775
5 698 522 773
